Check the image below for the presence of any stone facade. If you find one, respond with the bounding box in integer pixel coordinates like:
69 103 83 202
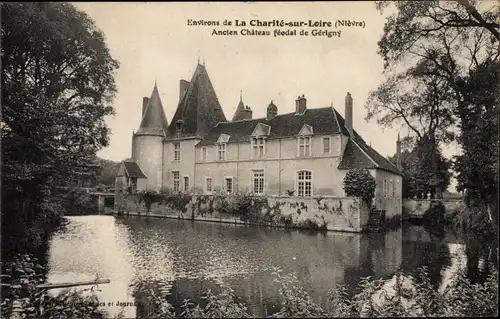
115 62 404 223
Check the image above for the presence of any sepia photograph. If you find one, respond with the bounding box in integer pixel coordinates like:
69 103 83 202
1 1 498 318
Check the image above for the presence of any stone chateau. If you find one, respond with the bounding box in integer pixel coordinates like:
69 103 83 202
115 62 403 214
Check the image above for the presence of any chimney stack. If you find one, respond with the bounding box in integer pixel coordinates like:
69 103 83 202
142 97 149 116
180 79 190 101
295 94 307 115
345 92 353 135
396 133 402 170
240 106 253 120
266 101 278 120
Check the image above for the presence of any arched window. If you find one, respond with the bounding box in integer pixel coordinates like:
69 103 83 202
297 170 312 197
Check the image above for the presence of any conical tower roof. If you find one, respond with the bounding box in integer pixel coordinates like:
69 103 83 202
167 63 227 138
231 91 246 121
136 84 169 136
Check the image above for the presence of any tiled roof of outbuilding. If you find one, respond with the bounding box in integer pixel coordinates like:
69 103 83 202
122 161 147 178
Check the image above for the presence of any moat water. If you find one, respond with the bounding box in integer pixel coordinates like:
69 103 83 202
45 215 497 318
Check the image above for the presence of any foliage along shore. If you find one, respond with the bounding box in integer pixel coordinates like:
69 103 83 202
1 252 497 319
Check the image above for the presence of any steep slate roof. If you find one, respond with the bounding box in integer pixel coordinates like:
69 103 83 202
122 161 147 178
197 106 342 146
196 102 401 175
136 84 169 136
338 124 402 175
167 64 227 139
337 139 375 169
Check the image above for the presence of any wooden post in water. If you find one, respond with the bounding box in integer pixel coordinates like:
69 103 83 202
36 278 110 290
97 195 105 214
9 279 111 319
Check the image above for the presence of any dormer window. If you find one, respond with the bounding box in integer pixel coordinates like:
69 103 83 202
216 134 230 161
175 120 183 137
297 124 313 157
251 123 270 159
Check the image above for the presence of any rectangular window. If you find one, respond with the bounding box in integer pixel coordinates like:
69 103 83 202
297 170 312 197
252 169 265 195
202 147 207 161
298 136 311 157
174 142 180 161
205 177 212 193
225 177 233 195
252 138 265 158
172 171 180 192
383 180 387 197
128 177 138 193
184 176 189 192
322 136 331 154
218 143 226 161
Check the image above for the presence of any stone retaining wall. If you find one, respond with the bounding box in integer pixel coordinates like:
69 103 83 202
116 194 372 232
403 199 465 219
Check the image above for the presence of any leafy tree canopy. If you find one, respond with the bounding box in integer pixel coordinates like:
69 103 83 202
389 137 452 199
2 2 119 190
1 2 119 250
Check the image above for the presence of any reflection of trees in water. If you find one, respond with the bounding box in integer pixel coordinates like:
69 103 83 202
463 233 495 284
130 276 281 318
342 231 401 297
402 223 498 288
402 226 451 290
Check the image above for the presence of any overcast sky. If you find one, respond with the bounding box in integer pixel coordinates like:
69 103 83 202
74 2 458 190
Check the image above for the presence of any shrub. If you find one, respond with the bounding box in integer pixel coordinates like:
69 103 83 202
137 190 192 214
297 219 322 231
165 192 192 213
138 190 162 212
343 168 376 206
278 214 294 229
270 267 328 318
1 253 102 319
213 195 230 215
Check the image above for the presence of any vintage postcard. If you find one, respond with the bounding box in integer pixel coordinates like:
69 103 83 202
1 1 498 318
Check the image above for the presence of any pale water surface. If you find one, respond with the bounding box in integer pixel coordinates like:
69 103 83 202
45 215 495 318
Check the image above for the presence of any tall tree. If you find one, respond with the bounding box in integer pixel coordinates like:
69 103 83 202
373 0 499 128
1 3 119 251
374 0 499 228
453 59 499 214
388 140 452 199
366 63 456 149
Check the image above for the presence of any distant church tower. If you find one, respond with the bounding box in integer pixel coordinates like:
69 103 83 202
131 83 168 190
